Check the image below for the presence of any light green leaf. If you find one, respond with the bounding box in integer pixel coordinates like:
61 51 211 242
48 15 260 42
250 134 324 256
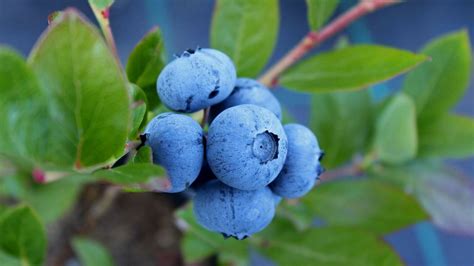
0 249 22 266
257 219 402 266
277 200 314 231
88 0 115 9
211 0 279 77
93 163 168 192
126 27 165 110
281 45 427 93
306 0 339 31
177 205 249 265
24 177 84 224
374 93 417 164
132 146 153 164
72 237 114 266
0 47 49 163
303 179 427 234
373 162 474 235
418 114 474 158
311 90 372 169
403 30 472 121
28 10 130 169
0 205 46 266
128 84 147 139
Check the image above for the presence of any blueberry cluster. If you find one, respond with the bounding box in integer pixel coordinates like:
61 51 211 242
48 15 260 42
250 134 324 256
144 48 324 239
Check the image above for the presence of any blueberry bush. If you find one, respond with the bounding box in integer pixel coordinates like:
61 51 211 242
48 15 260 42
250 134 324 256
0 0 473 265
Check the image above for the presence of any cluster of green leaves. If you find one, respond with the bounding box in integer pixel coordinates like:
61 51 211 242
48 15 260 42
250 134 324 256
0 0 472 265
179 1 474 265
0 1 169 264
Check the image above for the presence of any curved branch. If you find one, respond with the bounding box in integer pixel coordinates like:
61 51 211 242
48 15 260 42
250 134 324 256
259 0 399 87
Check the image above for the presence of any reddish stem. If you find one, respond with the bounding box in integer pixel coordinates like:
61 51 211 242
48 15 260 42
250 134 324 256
259 0 399 87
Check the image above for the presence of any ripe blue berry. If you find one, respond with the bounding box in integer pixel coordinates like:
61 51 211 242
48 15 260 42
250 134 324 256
144 113 204 192
157 48 236 112
209 78 281 122
270 124 323 198
207 104 288 190
193 180 275 240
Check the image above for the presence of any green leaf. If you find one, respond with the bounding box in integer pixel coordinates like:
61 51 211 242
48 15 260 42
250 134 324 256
310 90 372 169
277 200 314 231
418 114 474 158
211 0 279 77
23 177 84 224
132 146 153 164
0 205 46 266
403 30 472 121
177 205 249 265
303 179 427 234
128 84 147 139
88 0 115 9
257 220 402 266
306 0 339 31
72 237 114 266
0 47 49 162
28 9 130 169
0 249 22 266
93 163 169 192
373 162 474 235
281 45 427 93
374 93 417 164
126 27 165 110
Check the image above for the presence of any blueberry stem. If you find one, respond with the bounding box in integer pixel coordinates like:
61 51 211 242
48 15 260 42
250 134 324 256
258 0 399 87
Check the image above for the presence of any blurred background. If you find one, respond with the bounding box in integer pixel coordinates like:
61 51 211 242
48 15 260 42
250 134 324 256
0 0 472 265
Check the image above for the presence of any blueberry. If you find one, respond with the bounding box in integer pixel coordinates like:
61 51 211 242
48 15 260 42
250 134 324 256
193 180 275 240
210 78 282 123
207 104 288 190
200 48 237 84
157 48 236 112
144 113 204 192
270 124 323 198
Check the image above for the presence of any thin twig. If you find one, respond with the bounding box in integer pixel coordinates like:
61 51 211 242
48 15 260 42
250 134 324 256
259 0 399 87
319 163 363 182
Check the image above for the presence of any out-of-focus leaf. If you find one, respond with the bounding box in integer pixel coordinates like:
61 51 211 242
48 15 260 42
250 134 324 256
126 27 165 110
310 90 371 169
281 45 427 93
0 47 49 163
277 200 314 231
177 205 249 265
0 249 22 266
302 179 427 234
92 163 170 192
88 0 114 9
374 93 417 164
333 35 350 50
128 84 148 139
28 9 130 169
72 237 114 266
418 114 474 158
305 0 339 31
211 0 279 77
24 177 83 224
257 219 402 266
0 205 46 266
373 162 474 236
403 30 472 121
